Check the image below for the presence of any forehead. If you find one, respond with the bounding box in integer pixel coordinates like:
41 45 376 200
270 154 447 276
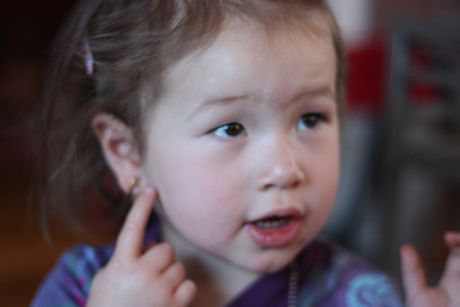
158 15 336 104
183 8 333 63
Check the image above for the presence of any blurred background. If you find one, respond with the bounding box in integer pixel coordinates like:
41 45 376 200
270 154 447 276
0 0 459 305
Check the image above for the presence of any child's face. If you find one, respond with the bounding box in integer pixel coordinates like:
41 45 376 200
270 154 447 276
143 18 339 273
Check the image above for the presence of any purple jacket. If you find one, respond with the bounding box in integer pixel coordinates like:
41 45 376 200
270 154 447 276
32 221 403 306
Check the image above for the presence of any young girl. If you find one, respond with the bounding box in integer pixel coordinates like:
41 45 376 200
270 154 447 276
33 0 460 306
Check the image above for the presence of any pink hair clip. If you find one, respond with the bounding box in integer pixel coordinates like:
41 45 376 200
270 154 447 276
82 37 94 76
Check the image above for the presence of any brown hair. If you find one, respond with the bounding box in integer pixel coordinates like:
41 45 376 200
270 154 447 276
39 0 347 239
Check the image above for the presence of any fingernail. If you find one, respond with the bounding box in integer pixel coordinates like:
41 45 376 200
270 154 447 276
400 244 411 258
144 186 154 195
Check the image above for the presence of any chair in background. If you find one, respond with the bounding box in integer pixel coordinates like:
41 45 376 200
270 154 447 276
377 19 460 282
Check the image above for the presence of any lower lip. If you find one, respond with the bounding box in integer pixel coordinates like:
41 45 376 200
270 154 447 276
245 219 302 247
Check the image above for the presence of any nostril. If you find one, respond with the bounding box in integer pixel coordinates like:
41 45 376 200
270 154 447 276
259 180 274 191
285 171 304 188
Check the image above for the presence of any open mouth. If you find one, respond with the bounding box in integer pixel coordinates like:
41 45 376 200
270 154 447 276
251 216 294 229
246 212 302 247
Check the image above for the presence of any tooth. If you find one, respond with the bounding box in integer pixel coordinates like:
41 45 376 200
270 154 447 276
255 218 289 228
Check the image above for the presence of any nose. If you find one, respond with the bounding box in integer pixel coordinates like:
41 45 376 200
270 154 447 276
257 140 305 191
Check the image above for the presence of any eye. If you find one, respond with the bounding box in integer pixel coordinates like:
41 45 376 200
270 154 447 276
297 113 325 130
211 122 246 139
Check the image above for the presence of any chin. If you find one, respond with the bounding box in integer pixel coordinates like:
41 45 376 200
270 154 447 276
238 248 301 273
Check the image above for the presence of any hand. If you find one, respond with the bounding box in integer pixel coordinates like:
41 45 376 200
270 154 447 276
87 187 197 307
401 231 460 307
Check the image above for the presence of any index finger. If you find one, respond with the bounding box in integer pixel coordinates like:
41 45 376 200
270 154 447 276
400 244 428 299
441 231 460 286
113 187 157 260
444 231 460 250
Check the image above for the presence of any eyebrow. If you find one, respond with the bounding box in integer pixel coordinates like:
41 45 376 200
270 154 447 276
188 85 335 120
188 94 250 120
291 86 335 103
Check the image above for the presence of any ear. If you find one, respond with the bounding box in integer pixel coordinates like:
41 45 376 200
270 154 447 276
92 113 143 194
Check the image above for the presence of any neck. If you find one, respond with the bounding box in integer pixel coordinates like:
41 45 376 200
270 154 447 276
160 220 260 306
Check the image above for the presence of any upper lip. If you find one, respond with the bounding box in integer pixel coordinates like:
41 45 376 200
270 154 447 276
247 207 304 223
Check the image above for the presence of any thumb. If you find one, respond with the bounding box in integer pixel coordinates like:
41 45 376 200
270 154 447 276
401 244 428 299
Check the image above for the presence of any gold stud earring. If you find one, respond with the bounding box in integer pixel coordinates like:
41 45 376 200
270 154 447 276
127 177 140 195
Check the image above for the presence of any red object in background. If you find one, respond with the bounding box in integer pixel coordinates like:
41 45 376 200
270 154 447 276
346 35 443 113
346 35 389 113
408 47 442 104
408 82 441 104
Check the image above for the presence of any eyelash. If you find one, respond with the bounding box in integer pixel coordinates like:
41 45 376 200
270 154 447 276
210 113 326 139
297 113 326 130
211 122 246 139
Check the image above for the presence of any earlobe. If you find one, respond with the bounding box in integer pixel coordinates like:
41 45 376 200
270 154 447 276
92 113 143 193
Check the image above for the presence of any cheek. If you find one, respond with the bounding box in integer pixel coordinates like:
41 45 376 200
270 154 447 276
147 147 243 230
314 149 340 216
304 137 340 218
